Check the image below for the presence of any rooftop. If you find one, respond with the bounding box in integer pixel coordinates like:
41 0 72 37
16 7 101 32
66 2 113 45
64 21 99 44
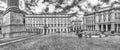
25 14 72 18
25 11 75 18
84 7 120 16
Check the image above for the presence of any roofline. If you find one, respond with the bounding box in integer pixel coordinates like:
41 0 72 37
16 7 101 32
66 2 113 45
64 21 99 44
2 7 26 16
25 14 73 18
84 7 120 16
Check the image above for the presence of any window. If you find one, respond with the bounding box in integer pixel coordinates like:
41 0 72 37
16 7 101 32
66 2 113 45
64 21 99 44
51 29 53 32
68 24 70 26
108 13 111 21
119 13 120 19
103 15 106 21
115 13 120 19
61 24 63 27
54 24 56 27
54 29 56 32
65 29 66 32
65 24 66 27
115 13 118 19
58 24 60 27
51 24 53 27
99 14 101 22
23 18 25 24
61 29 63 32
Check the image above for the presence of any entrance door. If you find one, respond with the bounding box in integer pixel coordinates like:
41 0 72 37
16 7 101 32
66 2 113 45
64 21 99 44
103 25 106 31
108 24 111 31
99 25 101 31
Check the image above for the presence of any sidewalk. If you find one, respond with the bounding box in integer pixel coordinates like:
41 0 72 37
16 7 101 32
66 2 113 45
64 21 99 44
0 33 41 46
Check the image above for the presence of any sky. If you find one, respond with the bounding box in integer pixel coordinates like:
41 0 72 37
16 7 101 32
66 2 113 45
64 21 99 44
0 0 120 20
0 0 7 11
0 0 119 13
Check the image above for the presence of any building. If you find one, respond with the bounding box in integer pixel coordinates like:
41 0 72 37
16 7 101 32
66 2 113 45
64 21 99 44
0 11 4 26
7 0 19 8
83 13 96 31
95 7 120 32
25 13 72 34
0 0 27 38
1 9 26 38
71 19 82 32
83 7 120 33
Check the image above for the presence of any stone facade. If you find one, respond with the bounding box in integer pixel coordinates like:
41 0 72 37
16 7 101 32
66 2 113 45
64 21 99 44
7 0 19 8
83 13 96 31
25 14 72 34
83 7 120 33
71 20 82 32
96 7 120 32
1 11 25 38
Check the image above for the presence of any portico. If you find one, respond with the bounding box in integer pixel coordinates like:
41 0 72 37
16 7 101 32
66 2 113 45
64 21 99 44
96 23 120 32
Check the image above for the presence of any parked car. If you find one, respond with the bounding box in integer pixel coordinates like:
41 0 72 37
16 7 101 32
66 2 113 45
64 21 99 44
83 32 107 38
76 31 83 38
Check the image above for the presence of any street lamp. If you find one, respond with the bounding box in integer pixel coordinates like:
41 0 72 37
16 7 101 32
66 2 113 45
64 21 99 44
44 18 48 35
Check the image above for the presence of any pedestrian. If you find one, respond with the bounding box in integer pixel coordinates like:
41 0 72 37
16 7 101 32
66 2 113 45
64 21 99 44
78 33 82 38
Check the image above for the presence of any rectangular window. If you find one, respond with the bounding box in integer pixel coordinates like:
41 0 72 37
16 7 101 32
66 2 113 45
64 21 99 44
99 15 101 22
108 13 111 21
54 24 56 27
61 24 63 27
115 13 118 19
103 15 106 21
51 29 53 32
61 29 63 32
51 24 53 27
58 24 60 27
54 29 56 32
119 13 120 19
65 24 66 27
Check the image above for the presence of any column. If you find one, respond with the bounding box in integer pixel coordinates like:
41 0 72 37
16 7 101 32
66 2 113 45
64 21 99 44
90 26 91 31
88 26 90 31
117 24 119 32
91 26 92 31
118 24 120 32
95 24 99 31
91 26 93 31
101 24 104 31
111 23 115 31
94 25 95 31
93 26 94 31
89 26 91 31
50 29 51 33
106 24 108 31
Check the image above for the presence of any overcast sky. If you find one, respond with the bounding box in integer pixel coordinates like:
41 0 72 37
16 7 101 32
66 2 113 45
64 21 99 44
0 0 119 13
0 0 119 21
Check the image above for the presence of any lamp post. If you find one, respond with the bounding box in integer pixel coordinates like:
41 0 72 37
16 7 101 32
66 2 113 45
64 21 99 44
44 18 48 35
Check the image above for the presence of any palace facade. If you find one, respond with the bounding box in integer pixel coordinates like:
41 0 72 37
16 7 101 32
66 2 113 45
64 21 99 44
71 19 82 32
96 7 120 32
25 13 72 34
83 7 120 33
83 13 96 31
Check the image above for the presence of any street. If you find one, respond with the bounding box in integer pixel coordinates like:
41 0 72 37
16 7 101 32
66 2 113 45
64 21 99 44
0 33 120 50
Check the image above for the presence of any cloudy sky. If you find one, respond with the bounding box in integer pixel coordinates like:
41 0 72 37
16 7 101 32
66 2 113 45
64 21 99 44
0 0 7 11
0 0 120 15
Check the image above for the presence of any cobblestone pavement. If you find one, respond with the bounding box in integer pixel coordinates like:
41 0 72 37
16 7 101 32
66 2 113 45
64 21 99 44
0 33 120 50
